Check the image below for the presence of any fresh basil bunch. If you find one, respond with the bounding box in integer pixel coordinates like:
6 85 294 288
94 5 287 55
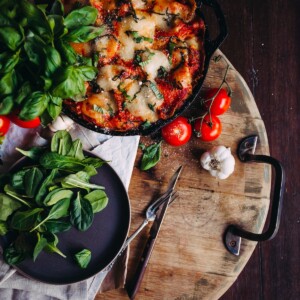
0 130 109 267
0 0 105 124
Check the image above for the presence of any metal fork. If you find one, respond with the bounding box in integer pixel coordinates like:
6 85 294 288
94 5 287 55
123 189 177 249
103 190 177 272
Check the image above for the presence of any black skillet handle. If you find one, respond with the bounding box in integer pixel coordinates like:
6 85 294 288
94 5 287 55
200 0 228 57
224 136 285 255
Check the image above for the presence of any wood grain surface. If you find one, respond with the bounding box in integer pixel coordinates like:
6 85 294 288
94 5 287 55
96 0 300 299
96 47 272 299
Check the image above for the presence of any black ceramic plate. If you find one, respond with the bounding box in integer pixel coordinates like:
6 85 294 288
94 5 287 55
1 154 130 285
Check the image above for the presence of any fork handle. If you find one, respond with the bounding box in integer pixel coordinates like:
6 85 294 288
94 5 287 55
126 236 156 300
124 219 149 249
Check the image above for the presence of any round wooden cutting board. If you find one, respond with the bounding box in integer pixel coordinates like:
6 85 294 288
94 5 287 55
96 49 271 300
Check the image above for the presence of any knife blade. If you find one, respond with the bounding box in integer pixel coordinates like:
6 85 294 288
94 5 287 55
126 166 183 300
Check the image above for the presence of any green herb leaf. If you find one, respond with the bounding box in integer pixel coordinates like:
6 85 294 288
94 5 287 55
10 208 43 231
51 130 73 155
65 25 105 43
61 173 105 191
43 188 73 206
0 193 22 222
3 244 26 265
0 96 14 115
74 248 91 269
140 142 162 171
150 82 164 99
84 190 108 213
70 192 94 231
33 233 48 261
16 146 46 161
24 167 44 198
64 6 98 29
44 220 72 234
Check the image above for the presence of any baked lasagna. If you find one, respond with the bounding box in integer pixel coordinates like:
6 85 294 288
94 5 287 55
63 0 206 132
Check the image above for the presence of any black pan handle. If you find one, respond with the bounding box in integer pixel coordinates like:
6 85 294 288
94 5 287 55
200 0 228 57
224 135 285 255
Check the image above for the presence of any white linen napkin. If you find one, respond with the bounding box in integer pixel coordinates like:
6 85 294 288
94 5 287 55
0 123 140 300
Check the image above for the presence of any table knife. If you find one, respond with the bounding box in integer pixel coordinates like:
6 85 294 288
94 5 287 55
126 166 183 300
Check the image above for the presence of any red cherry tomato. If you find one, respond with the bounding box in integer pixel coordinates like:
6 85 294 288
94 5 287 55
161 116 192 146
194 114 222 142
203 88 231 115
0 115 10 136
9 113 41 128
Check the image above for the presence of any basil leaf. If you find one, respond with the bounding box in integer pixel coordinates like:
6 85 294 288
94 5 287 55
0 50 20 74
19 92 50 120
51 66 85 98
55 39 77 65
49 0 64 16
70 192 93 231
0 96 14 115
0 193 22 221
10 208 43 231
24 34 46 67
20 0 52 42
44 46 62 77
140 142 162 171
24 167 44 198
65 25 105 43
77 65 98 81
84 190 108 213
15 81 32 105
0 26 24 51
64 6 98 29
0 70 17 95
47 96 62 120
51 130 73 155
48 15 67 39
74 248 91 269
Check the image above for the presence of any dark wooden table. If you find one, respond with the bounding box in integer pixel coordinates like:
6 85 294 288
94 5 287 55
219 1 300 299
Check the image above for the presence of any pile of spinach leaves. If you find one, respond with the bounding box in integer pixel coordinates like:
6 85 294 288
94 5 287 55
0 0 104 123
0 130 108 268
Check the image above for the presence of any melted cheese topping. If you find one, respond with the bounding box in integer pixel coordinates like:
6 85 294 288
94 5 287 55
63 0 205 132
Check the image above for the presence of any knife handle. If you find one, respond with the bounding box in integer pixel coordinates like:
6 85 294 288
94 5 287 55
126 237 156 300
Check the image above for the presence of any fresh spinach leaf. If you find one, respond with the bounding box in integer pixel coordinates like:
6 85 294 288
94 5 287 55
51 130 73 155
64 6 97 29
82 157 106 169
43 188 73 206
84 190 108 213
0 193 22 221
61 173 105 191
74 248 91 269
140 142 162 171
0 221 8 236
3 244 26 265
24 167 44 198
31 198 70 231
68 139 84 160
33 232 48 261
11 169 27 192
16 146 46 161
35 169 60 206
10 208 43 231
70 192 93 231
4 185 32 207
44 219 71 234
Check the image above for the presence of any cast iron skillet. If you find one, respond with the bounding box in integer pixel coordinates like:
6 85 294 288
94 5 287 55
63 0 228 136
0 152 130 284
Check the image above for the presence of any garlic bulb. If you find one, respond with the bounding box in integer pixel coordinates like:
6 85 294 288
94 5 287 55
200 146 235 179
48 115 74 132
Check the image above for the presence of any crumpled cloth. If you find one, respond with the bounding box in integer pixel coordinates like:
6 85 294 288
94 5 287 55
0 122 140 300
